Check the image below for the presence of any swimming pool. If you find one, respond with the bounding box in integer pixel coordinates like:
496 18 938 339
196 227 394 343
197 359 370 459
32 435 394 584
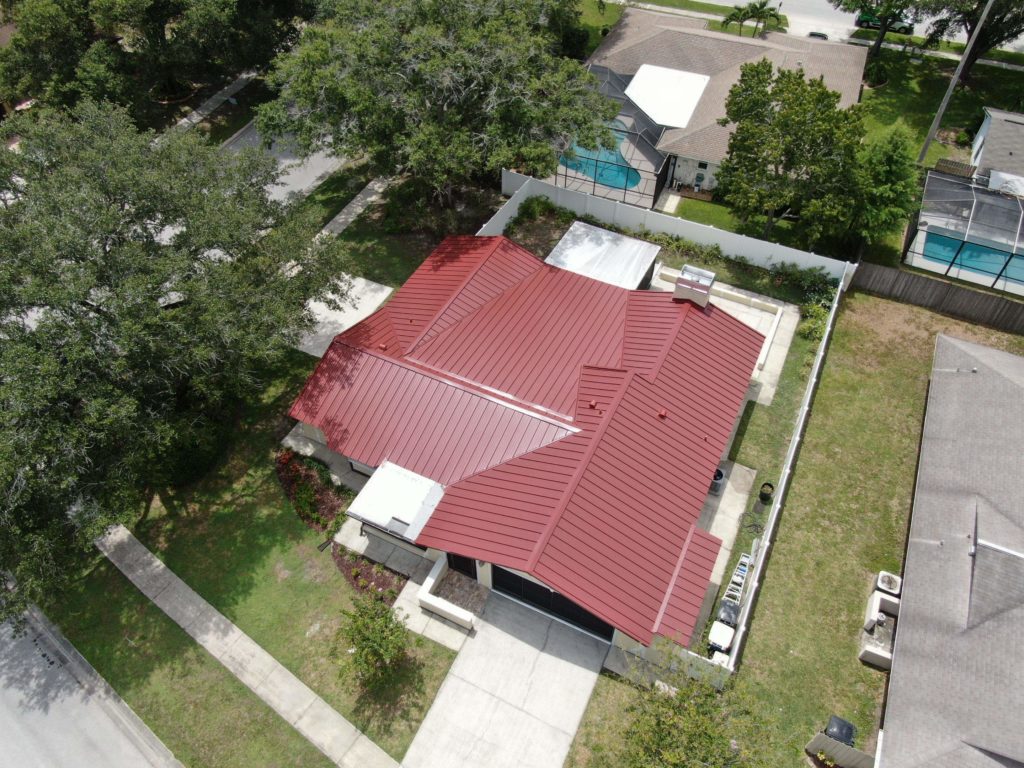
922 232 1024 286
559 120 641 190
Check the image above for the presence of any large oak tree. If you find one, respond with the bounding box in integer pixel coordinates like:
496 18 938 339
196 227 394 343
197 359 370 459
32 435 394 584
0 102 343 620
256 0 617 200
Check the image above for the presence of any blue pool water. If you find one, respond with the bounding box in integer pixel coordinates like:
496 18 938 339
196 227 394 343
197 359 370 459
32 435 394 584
560 121 641 190
922 232 1024 285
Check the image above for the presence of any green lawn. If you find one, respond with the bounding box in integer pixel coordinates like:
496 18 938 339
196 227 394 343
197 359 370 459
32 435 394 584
672 198 826 257
568 294 1024 767
579 0 624 57
861 51 1024 164
52 351 455 763
133 350 455 761
851 29 1024 68
291 163 378 232
52 559 335 768
338 181 504 287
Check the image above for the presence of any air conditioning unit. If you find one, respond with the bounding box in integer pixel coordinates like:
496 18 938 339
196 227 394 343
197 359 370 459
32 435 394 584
673 264 716 307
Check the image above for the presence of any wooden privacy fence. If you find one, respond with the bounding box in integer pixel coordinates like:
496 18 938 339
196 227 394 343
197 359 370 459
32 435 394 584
852 263 1024 335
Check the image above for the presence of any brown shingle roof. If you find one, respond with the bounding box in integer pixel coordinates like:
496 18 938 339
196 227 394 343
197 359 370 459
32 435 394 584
589 9 867 165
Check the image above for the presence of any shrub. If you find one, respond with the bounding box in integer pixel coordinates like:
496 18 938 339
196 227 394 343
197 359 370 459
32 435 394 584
798 302 830 341
338 595 410 687
622 678 752 768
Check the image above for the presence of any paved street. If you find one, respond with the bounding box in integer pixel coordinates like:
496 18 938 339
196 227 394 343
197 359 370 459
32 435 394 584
222 121 344 202
0 612 181 768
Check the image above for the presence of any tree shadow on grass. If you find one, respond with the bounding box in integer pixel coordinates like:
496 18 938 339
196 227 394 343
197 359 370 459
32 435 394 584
347 648 430 746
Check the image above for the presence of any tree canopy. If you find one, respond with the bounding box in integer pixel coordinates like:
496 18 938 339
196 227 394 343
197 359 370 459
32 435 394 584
716 60 864 247
0 102 342 621
0 0 310 117
920 0 1024 79
828 0 922 57
256 0 617 199
717 60 917 250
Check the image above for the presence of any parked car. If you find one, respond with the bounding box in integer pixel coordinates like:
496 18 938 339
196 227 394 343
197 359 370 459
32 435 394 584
855 11 914 34
808 31 829 40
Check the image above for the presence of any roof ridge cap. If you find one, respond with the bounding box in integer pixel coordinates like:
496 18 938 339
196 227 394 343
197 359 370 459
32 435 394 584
403 236 507 354
652 523 698 636
526 369 636 570
646 302 692 378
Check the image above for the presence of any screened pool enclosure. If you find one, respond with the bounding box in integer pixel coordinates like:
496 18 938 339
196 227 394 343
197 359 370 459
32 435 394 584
907 172 1024 297
550 66 669 209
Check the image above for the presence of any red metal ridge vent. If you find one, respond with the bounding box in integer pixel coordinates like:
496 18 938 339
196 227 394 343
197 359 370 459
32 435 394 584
291 235 764 647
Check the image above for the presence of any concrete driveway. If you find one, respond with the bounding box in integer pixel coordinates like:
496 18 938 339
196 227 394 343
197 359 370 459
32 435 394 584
222 121 343 202
402 594 607 768
0 612 180 768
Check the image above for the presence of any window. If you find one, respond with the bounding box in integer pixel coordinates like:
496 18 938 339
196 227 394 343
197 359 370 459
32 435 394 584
697 161 708 170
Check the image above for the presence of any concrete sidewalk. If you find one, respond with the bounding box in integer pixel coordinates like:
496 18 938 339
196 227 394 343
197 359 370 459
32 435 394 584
96 525 396 768
170 71 257 133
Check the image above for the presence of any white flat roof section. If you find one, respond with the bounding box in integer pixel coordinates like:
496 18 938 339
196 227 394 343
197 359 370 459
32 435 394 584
624 65 710 129
545 221 661 289
347 461 444 541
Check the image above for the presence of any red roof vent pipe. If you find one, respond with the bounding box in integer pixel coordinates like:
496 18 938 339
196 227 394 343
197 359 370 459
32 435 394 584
658 409 667 419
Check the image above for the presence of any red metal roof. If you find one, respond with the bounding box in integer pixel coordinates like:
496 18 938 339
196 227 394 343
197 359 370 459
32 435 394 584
418 300 763 645
292 235 764 646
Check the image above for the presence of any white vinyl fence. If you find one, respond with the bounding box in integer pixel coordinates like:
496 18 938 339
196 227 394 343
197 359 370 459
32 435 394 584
481 171 854 284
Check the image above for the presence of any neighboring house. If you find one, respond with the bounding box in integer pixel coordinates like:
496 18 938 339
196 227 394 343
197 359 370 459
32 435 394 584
878 335 1024 768
552 9 866 208
289 234 763 653
971 107 1024 194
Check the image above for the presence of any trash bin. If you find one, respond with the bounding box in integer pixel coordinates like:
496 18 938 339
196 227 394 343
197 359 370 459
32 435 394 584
709 467 725 496
825 715 856 747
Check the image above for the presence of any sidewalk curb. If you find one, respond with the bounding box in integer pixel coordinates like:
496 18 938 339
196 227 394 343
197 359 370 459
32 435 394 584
24 606 184 768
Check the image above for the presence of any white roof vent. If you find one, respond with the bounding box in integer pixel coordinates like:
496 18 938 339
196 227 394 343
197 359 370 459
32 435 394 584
673 265 716 307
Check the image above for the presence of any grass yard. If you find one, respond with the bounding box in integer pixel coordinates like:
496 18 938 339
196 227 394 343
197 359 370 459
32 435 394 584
290 163 379 233
53 351 455 763
52 559 335 768
861 51 1024 165
579 0 624 57
338 181 504 287
133 350 455 761
568 294 1024 767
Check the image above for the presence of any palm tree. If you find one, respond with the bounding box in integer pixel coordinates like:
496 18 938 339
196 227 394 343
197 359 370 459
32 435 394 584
744 0 783 37
722 4 752 36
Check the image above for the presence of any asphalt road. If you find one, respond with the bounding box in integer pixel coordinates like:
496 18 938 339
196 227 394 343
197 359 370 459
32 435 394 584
0 612 180 768
221 121 344 202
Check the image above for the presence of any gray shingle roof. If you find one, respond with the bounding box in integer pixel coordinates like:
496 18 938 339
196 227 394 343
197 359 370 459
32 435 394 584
978 108 1024 178
587 9 867 164
880 335 1024 768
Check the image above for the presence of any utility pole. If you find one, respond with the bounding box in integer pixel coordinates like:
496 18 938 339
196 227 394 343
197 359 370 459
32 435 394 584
917 0 998 165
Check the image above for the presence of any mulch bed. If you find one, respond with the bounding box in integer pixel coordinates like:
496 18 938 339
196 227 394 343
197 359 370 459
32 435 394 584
434 569 488 615
331 544 407 605
275 449 349 534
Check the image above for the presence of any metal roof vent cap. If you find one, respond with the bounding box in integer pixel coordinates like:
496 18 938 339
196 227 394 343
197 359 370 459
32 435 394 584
674 265 716 308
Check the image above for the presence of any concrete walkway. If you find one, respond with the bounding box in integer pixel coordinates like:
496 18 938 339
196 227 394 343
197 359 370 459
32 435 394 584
322 177 391 235
402 594 606 768
96 525 396 768
170 71 256 133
